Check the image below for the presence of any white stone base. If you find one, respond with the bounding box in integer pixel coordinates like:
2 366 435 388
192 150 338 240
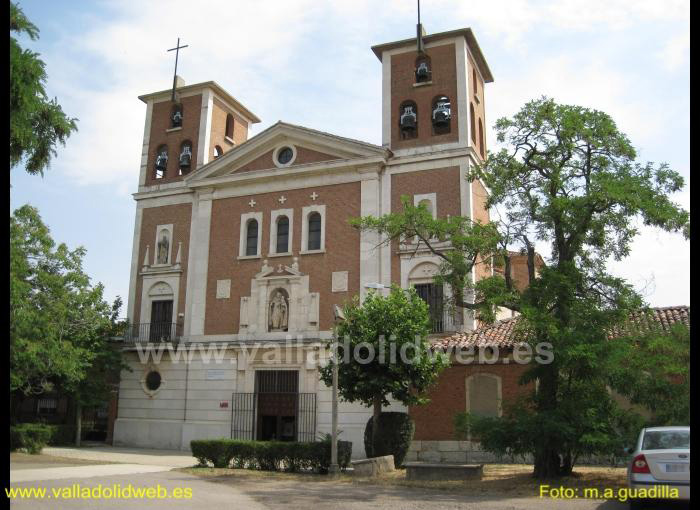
406 440 533 464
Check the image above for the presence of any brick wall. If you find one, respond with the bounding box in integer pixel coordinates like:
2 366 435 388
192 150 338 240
209 98 249 161
390 166 461 284
233 147 340 174
134 203 193 324
145 94 202 186
409 361 533 441
391 43 459 150
204 181 361 334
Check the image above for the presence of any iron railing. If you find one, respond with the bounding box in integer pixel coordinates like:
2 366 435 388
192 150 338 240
231 392 316 442
431 309 463 334
120 322 183 343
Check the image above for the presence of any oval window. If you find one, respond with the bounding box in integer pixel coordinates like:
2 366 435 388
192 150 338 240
277 147 294 165
145 371 162 391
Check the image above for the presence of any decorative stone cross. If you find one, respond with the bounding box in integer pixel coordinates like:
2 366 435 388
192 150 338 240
310 192 319 201
278 196 287 204
248 199 256 207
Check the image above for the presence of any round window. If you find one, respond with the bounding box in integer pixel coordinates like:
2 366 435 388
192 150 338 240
145 371 162 391
277 146 294 165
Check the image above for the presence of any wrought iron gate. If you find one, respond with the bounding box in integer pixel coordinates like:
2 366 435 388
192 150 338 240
230 392 316 442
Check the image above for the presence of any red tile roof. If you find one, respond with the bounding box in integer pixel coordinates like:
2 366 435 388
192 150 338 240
432 306 690 350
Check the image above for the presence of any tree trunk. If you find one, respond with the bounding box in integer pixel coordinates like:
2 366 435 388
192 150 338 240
75 402 82 447
371 396 382 458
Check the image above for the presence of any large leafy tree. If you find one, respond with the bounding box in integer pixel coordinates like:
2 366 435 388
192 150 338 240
319 286 449 451
10 205 126 439
10 1 77 175
353 97 689 478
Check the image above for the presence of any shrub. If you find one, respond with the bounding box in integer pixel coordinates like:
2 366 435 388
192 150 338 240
10 423 53 454
364 412 415 467
47 424 77 446
190 438 352 473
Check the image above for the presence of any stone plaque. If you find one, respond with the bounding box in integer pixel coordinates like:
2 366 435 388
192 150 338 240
332 271 348 293
216 279 231 299
206 369 227 380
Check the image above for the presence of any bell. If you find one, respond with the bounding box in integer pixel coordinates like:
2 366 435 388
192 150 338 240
172 110 182 127
400 106 417 133
416 62 430 82
155 154 167 171
179 152 191 168
432 101 451 128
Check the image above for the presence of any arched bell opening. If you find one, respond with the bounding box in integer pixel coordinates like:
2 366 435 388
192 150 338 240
399 100 418 140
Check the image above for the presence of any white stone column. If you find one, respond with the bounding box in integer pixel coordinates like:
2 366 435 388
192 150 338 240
196 89 213 169
127 204 144 322
184 188 214 337
359 167 382 301
456 37 469 147
138 101 153 187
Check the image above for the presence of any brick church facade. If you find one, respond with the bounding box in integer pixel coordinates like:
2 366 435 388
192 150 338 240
114 26 502 457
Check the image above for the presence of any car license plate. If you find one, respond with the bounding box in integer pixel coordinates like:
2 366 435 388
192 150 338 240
665 463 686 472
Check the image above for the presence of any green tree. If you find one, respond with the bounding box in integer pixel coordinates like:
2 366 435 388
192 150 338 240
10 1 77 175
319 286 449 452
353 97 689 478
10 205 127 439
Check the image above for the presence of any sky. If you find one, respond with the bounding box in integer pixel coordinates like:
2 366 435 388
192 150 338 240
11 0 689 311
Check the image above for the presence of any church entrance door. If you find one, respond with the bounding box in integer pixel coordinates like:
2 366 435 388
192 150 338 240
255 370 298 442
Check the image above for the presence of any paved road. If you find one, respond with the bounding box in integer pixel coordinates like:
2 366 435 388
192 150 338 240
9 470 267 509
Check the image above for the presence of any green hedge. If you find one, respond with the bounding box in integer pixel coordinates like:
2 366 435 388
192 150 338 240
364 411 415 467
10 423 53 454
47 424 77 446
190 439 352 473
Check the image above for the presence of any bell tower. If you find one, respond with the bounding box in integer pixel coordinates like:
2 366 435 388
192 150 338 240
371 26 493 159
136 79 261 189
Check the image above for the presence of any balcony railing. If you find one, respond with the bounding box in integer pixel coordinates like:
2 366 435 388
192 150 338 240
430 309 463 334
119 322 183 344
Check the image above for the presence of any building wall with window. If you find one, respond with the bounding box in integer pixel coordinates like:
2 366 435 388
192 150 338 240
116 27 497 456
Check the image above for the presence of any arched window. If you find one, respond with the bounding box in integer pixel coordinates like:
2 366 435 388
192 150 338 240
415 55 431 83
171 103 183 128
478 119 484 158
245 219 258 256
418 199 434 217
399 101 418 140
276 216 289 253
466 373 501 419
214 145 223 159
470 103 476 144
154 145 168 179
308 212 322 251
225 114 234 139
431 95 451 135
179 141 192 175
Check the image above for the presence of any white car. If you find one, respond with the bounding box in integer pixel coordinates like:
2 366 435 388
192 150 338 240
627 426 690 508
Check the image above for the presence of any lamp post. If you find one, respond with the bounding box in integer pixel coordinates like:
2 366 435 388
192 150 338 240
329 304 345 476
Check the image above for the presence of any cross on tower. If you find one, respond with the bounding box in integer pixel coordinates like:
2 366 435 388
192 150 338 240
167 37 189 102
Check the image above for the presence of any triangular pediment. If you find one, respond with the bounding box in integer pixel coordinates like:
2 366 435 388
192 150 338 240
186 121 388 183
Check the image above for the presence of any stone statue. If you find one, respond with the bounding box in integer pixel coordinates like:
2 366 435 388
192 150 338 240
157 233 169 264
268 291 289 331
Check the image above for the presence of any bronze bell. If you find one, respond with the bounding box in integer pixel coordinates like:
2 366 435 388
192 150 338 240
432 99 451 128
172 110 183 127
416 62 430 82
179 146 191 168
400 105 417 133
155 153 168 171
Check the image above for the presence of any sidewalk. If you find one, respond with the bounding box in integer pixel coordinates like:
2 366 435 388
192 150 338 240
41 446 198 468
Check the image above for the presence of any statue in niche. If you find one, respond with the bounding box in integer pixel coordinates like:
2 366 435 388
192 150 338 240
156 233 169 264
268 290 289 332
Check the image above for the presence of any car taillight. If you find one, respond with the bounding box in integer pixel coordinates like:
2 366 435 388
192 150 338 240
632 454 650 474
